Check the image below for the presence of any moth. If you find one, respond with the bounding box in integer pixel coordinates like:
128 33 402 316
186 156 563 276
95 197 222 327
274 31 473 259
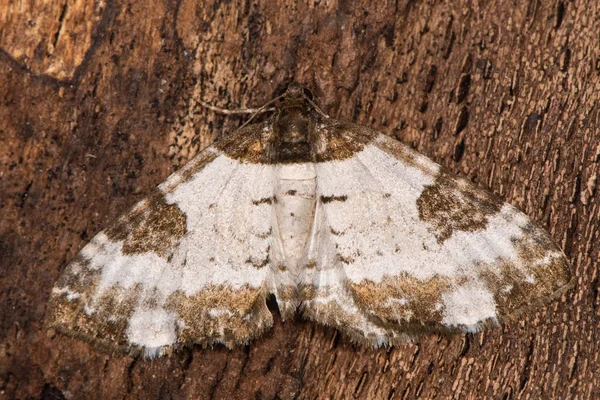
47 83 573 357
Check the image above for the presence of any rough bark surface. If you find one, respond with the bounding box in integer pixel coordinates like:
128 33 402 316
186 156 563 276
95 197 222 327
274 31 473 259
1 1 598 399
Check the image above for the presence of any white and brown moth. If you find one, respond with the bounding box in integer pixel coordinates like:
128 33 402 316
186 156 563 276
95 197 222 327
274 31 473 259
47 83 573 357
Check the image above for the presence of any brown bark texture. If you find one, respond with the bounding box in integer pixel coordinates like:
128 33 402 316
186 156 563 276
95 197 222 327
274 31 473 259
0 0 598 399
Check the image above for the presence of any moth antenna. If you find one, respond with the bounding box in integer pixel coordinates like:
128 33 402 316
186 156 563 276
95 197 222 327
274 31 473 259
198 94 283 130
302 94 330 119
199 85 328 131
238 93 286 129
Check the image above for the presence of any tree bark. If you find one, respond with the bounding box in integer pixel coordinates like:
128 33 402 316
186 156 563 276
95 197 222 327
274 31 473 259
1 0 597 398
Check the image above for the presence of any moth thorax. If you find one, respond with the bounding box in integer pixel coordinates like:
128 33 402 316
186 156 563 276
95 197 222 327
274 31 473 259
275 106 314 163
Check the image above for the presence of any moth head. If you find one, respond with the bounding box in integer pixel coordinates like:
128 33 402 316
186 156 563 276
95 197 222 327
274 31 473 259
284 82 314 101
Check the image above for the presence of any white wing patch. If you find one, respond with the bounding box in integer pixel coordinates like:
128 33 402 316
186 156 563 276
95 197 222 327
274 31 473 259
164 155 275 290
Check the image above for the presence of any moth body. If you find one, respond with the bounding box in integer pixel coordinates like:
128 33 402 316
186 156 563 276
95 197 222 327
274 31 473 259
275 163 317 277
